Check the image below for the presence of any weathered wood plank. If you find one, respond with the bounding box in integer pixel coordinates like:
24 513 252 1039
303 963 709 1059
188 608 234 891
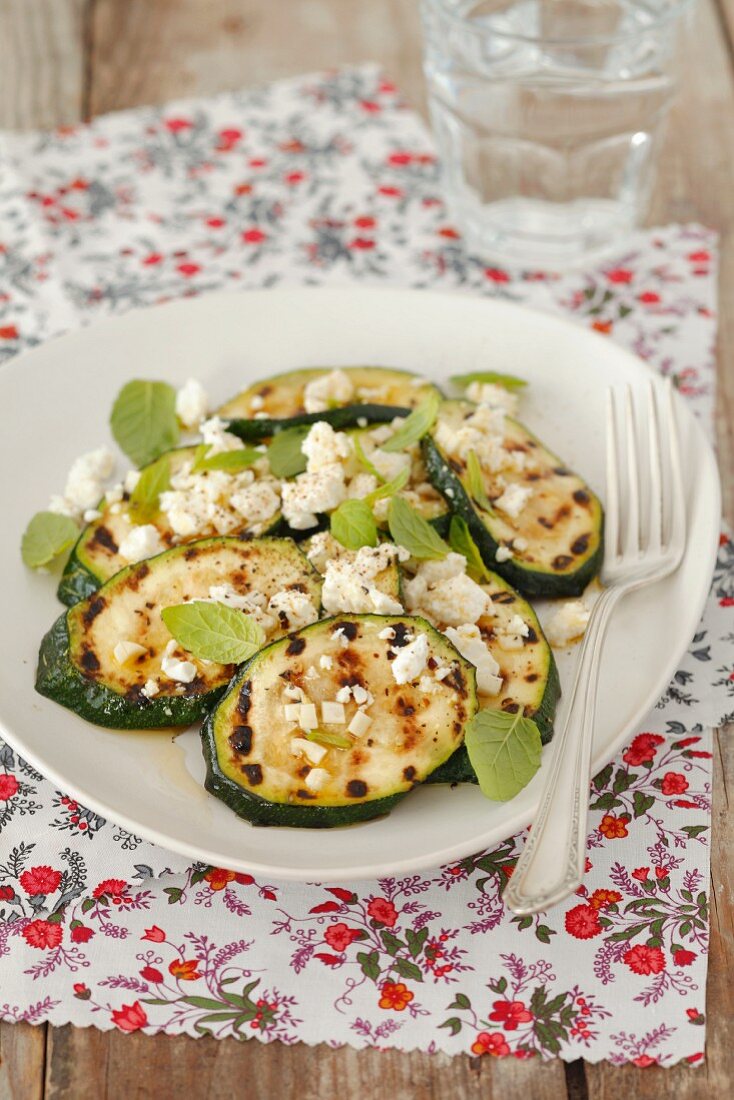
0 0 87 130
44 1023 571 1100
88 0 426 117
0 1021 46 1100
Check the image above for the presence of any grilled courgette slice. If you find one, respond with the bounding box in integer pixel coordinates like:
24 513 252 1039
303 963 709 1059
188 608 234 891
423 400 603 597
37 536 321 729
428 573 560 784
58 446 283 606
220 367 441 442
201 613 477 827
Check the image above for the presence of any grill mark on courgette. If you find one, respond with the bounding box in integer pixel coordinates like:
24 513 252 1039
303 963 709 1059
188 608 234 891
347 780 368 798
229 726 253 754
90 526 118 554
82 596 106 625
286 636 307 656
571 534 591 555
242 764 264 786
80 649 100 673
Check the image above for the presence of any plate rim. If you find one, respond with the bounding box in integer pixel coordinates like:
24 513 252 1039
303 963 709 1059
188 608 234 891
0 285 721 881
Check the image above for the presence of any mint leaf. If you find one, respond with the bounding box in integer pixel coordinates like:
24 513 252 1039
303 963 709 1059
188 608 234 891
380 391 441 453
306 730 352 750
21 512 79 569
330 499 379 550
110 380 179 467
365 465 410 505
162 601 265 664
353 435 385 483
192 446 261 473
466 450 494 513
464 709 542 802
387 497 449 560
451 371 527 391
129 454 171 523
267 426 309 478
449 516 491 582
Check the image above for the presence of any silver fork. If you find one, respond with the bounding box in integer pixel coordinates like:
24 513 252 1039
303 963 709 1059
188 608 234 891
504 380 686 916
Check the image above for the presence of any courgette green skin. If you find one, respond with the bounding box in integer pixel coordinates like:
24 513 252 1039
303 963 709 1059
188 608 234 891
36 613 226 729
200 655 405 828
226 403 408 443
57 549 101 607
427 649 561 785
421 437 604 598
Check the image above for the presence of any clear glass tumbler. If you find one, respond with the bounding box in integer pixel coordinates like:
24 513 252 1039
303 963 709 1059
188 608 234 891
421 0 694 266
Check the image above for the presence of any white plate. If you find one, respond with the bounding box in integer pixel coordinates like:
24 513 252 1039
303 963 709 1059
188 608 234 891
0 288 720 881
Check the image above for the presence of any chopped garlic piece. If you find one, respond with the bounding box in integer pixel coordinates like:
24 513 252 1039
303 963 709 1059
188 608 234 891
284 703 302 722
298 703 318 731
348 710 373 736
321 701 346 725
113 640 147 666
290 737 327 765
304 767 330 792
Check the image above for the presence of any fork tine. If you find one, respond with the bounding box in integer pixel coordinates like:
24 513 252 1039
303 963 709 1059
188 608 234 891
646 382 663 555
622 386 640 558
604 388 620 563
663 378 686 554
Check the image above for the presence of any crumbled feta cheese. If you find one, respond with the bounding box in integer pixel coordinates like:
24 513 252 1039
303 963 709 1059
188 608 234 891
444 625 502 695
406 571 490 627
495 545 514 563
357 417 368 428
141 678 160 699
230 481 281 527
370 448 411 483
319 654 334 670
199 415 242 454
347 472 379 499
367 423 393 446
301 421 353 473
494 483 533 519
54 447 116 518
106 484 124 505
418 675 441 695
546 600 590 646
83 509 102 523
435 664 451 681
496 614 531 651
118 524 165 563
391 633 429 685
348 710 373 736
281 466 347 529
466 381 519 416
321 701 346 724
161 640 197 684
267 589 319 631
303 369 354 414
250 394 265 411
284 703 302 722
351 684 373 707
124 469 141 494
378 627 395 641
176 379 209 428
413 553 467 587
304 767 330 792
283 683 304 701
298 703 318 731
321 544 404 616
335 686 352 704
48 494 78 519
254 411 269 420
332 627 349 648
513 536 529 552
113 640 147 666
290 737 327 765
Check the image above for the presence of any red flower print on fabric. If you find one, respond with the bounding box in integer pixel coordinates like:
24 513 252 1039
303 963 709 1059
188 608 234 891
624 945 666 975
141 925 165 942
471 1031 511 1057
0 773 18 799
674 949 697 966
488 1000 533 1030
661 772 689 795
598 813 630 839
378 981 414 1011
22 919 63 950
367 897 398 927
111 1001 148 1032
324 922 361 952
169 959 201 981
565 904 603 939
19 865 62 896
623 732 665 766
93 878 127 900
70 925 94 943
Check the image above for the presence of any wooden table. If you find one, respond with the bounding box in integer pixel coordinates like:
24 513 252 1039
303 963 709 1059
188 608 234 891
0 1 731 1096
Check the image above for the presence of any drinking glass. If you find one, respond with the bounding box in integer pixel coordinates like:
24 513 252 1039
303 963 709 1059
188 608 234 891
421 0 694 266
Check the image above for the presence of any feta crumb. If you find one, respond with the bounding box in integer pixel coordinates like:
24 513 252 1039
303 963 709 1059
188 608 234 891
494 483 533 519
301 421 353 473
322 701 346 724
124 469 141 494
357 417 368 428
283 683 304 701
303 369 354 414
351 684 373 707
141 678 160 699
391 633 430 685
406 570 490 627
378 627 395 641
83 509 102 523
200 415 242 454
56 446 116 517
546 600 590 646
496 614 531 651
281 466 347 529
267 589 319 631
418 675 441 695
290 737 327 765
230 481 281 527
370 448 411 483
331 627 349 648
495 545 514 563
113 640 147 666
321 544 404 616
161 640 197 684
513 536 529 552
335 686 352 704
466 381 519 416
319 654 334 670
348 710 373 736
298 703 318 731
444 625 502 695
118 524 165 563
250 394 265 411
176 379 209 428
304 767 330 792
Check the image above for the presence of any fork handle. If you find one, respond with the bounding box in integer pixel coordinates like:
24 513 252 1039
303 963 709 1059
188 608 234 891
503 586 624 916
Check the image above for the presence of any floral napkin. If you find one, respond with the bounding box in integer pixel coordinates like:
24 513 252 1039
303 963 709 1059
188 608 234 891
0 66 731 1065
